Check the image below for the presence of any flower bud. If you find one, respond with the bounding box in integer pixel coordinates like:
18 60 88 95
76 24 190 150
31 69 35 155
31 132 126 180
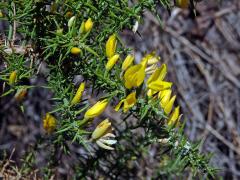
168 106 180 126
71 82 85 106
70 47 81 55
84 99 108 119
91 119 111 140
106 54 119 71
122 55 134 71
9 70 17 85
106 34 117 58
84 18 93 33
68 16 76 28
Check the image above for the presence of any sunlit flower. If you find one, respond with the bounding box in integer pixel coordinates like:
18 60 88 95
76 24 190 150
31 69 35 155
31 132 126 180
84 18 93 33
71 82 85 106
70 47 81 55
122 55 134 71
9 70 17 85
168 106 181 126
84 99 108 119
43 113 57 133
106 34 117 58
123 59 148 89
115 92 136 113
106 54 119 71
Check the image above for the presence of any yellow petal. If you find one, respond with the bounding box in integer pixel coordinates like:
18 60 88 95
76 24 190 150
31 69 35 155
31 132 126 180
160 89 172 108
115 99 124 111
84 18 93 33
147 64 167 85
84 99 108 119
142 51 159 65
148 81 172 91
71 82 85 106
9 70 17 85
168 106 180 126
124 64 142 89
135 67 146 87
122 55 134 71
106 34 117 58
105 54 120 71
157 64 167 81
164 95 176 115
91 119 111 140
123 92 136 112
43 113 57 133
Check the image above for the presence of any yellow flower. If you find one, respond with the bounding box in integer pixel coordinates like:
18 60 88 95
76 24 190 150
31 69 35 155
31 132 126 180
115 92 136 113
148 81 172 92
43 113 57 133
122 55 134 71
176 0 189 8
71 82 85 106
105 54 119 71
91 119 112 140
142 51 160 65
84 99 108 119
70 47 81 55
123 63 146 89
15 88 27 102
168 106 180 126
9 70 17 85
147 64 167 85
163 95 176 115
159 89 172 108
84 18 93 33
106 34 117 58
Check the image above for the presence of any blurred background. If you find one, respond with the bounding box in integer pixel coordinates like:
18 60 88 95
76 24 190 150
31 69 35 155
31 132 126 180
1 0 240 178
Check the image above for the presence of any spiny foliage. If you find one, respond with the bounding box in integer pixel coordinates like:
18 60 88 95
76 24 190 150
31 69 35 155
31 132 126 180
0 0 216 178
